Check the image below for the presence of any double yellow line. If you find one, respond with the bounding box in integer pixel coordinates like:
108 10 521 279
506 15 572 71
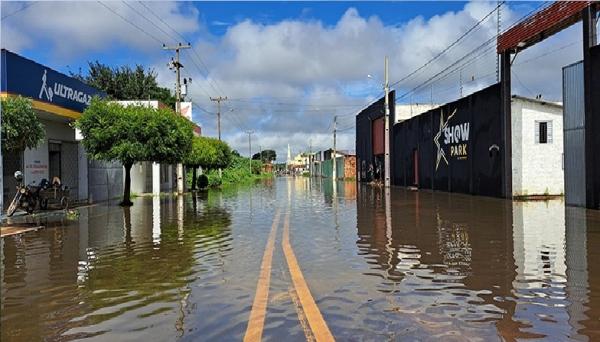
244 208 334 342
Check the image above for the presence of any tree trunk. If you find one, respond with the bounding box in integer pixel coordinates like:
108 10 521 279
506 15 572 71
192 167 197 191
121 162 133 206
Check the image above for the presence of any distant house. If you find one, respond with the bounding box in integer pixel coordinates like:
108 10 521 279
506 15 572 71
309 149 356 180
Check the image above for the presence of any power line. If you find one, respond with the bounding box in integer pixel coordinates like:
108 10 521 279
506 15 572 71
390 1 504 88
394 1 552 102
96 1 164 45
135 1 226 97
1 1 37 20
512 70 536 98
120 1 178 43
392 1 551 103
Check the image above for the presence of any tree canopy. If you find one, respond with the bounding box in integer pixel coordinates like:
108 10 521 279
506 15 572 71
77 98 193 205
185 136 232 170
252 149 276 162
185 136 232 190
1 96 45 153
72 61 177 109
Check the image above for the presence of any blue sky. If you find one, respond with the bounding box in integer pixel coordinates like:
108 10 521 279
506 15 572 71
10 2 473 74
1 1 582 160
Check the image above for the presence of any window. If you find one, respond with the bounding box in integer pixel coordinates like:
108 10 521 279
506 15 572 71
539 122 548 143
535 120 553 144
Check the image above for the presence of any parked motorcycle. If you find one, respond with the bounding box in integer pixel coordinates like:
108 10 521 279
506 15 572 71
6 171 40 217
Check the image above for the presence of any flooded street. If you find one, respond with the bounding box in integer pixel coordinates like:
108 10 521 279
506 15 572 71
2 177 600 341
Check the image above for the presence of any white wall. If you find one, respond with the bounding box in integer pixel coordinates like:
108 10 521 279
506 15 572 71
511 98 564 196
78 144 88 201
395 103 439 123
130 162 149 194
23 119 76 186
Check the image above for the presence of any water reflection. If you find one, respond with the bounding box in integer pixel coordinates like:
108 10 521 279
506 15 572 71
2 179 600 341
356 187 600 340
1 193 233 341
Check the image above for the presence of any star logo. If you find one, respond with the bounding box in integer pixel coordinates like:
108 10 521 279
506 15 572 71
434 108 457 171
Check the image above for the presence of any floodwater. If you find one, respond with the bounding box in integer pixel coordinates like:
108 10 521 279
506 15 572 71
1 177 599 341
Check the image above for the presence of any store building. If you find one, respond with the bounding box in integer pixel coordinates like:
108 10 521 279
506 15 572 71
1 49 106 207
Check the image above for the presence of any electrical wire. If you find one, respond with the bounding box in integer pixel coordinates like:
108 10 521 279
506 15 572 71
136 1 227 97
120 1 177 43
1 1 37 20
96 1 164 45
394 1 552 102
390 1 504 88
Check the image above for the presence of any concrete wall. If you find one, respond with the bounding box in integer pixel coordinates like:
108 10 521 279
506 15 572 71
130 162 151 194
344 156 356 179
87 159 123 203
511 97 564 196
395 103 439 123
130 162 175 195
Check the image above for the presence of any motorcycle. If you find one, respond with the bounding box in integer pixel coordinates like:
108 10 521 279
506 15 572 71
6 171 40 217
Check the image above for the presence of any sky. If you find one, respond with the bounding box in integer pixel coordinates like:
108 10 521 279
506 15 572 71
1 1 587 161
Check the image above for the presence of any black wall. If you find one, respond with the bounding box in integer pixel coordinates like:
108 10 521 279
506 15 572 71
392 84 504 197
356 91 395 182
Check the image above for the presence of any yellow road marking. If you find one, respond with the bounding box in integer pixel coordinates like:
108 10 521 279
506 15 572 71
282 211 335 342
244 209 281 342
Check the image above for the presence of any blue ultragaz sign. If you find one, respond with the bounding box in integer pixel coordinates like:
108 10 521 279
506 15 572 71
1 49 105 113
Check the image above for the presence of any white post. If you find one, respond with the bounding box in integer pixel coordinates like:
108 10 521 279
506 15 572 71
152 162 160 195
384 56 391 188
332 115 337 180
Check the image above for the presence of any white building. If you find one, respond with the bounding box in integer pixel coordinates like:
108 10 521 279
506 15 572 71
395 103 439 123
511 96 564 197
115 101 176 196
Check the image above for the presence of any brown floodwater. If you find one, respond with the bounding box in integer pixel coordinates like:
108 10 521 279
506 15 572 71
1 177 599 341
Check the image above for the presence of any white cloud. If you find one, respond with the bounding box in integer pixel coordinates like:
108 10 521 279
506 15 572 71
1 1 199 58
2 1 584 161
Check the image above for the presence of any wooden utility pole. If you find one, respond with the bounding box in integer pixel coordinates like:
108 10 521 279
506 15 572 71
163 43 191 194
332 115 337 180
210 96 228 140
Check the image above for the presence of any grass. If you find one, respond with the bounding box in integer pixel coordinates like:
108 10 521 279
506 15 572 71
188 155 273 189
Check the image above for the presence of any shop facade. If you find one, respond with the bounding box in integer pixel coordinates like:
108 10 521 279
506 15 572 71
1 49 105 207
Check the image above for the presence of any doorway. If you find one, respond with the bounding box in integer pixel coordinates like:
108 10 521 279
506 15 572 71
48 142 61 180
413 148 419 186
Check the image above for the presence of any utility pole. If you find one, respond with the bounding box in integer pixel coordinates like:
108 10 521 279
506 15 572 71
496 0 501 83
332 115 337 180
210 96 228 140
246 130 254 174
164 42 191 195
384 55 391 188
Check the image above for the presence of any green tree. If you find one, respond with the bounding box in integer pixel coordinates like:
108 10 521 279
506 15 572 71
185 136 217 190
77 98 193 206
213 139 232 169
72 62 177 109
252 149 276 162
1 96 45 153
184 136 232 189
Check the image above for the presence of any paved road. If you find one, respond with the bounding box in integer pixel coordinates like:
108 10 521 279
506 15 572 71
1 177 600 341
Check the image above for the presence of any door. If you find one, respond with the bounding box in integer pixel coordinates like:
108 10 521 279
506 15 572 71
48 142 61 181
413 148 419 186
